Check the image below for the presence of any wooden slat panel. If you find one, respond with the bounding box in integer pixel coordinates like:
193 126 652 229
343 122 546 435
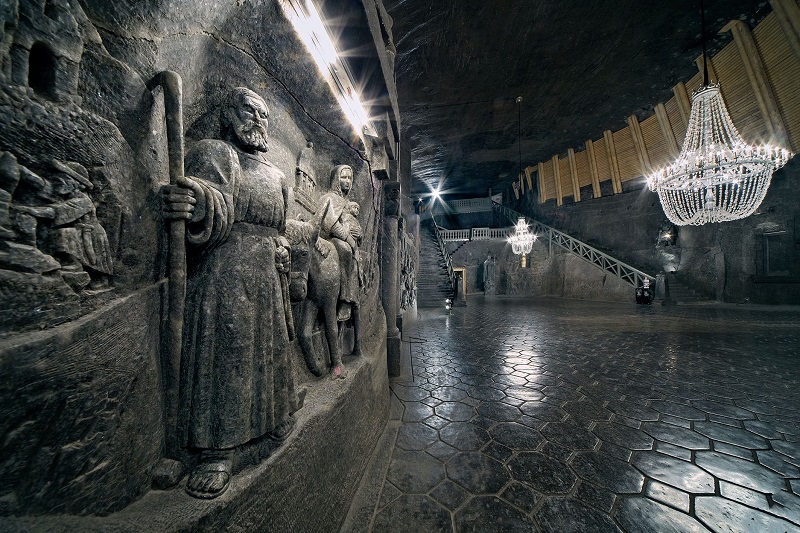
567 148 581 202
613 127 640 182
755 12 800 150
627 115 652 175
641 113 671 169
542 159 555 201
665 96 687 148
696 54 719 83
538 162 547 203
593 136 611 183
655 102 680 158
711 36 766 144
552 156 564 206
575 149 591 188
723 18 789 144
559 155 574 198
770 0 800 63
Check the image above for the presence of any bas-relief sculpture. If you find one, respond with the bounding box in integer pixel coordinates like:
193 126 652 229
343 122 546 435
162 87 303 499
288 165 365 378
11 159 113 290
162 87 369 498
0 0 390 517
399 219 417 312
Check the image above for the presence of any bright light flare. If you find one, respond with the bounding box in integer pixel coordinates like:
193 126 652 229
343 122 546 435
280 0 376 137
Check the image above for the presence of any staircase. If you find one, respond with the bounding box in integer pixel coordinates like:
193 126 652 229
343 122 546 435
666 273 712 303
417 219 455 307
496 202 712 304
493 203 655 289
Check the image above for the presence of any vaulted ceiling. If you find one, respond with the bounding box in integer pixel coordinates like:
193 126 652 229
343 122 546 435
384 0 772 197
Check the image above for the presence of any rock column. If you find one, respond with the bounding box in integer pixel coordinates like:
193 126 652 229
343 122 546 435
381 181 401 377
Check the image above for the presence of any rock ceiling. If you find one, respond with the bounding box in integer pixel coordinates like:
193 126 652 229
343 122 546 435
383 0 772 197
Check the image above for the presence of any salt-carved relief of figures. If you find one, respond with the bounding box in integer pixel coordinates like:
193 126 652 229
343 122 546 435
161 87 300 499
294 141 317 214
11 159 113 290
343 200 365 289
318 165 363 342
399 248 416 311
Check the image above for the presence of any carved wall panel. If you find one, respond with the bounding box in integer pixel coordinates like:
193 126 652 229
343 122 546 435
0 0 393 522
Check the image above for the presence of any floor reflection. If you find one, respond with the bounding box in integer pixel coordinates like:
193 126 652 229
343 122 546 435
346 297 800 532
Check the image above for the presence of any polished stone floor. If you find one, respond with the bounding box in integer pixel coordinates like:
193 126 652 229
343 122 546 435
343 297 800 533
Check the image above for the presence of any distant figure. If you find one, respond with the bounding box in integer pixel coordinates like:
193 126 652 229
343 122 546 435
483 253 495 295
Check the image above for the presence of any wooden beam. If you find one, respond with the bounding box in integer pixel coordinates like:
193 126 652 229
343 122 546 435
770 0 800 63
603 130 622 194
586 139 602 198
627 115 652 177
695 54 719 83
537 162 546 204
672 82 691 129
524 165 534 192
567 148 581 202
655 103 680 158
721 19 790 146
552 154 563 206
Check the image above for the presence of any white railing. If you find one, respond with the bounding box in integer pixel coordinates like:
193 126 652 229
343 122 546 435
439 228 471 241
440 227 513 242
471 227 514 240
492 202 655 288
432 219 456 295
433 197 492 215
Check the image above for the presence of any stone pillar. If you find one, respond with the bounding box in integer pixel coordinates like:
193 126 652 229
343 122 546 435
382 181 402 377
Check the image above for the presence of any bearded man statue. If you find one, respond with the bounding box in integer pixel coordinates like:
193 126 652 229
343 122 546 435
162 87 299 499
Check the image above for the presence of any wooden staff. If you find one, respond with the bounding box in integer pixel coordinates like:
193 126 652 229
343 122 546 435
147 71 186 461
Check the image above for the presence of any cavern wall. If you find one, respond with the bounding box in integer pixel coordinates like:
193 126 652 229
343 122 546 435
0 0 401 529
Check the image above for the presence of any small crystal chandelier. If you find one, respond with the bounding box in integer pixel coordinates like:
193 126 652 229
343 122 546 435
508 98 536 258
509 217 536 255
647 2 792 226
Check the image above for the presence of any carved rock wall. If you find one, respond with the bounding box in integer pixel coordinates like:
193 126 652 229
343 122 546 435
0 284 164 516
0 0 392 522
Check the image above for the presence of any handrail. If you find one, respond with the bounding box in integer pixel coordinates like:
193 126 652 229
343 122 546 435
433 197 492 215
440 227 516 241
432 217 456 294
492 202 655 288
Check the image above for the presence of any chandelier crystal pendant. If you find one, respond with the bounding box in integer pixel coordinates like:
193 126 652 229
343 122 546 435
648 84 792 225
648 0 792 226
509 217 536 255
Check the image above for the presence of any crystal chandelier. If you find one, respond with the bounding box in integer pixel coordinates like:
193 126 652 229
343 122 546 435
648 0 793 226
648 84 792 225
509 217 536 255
